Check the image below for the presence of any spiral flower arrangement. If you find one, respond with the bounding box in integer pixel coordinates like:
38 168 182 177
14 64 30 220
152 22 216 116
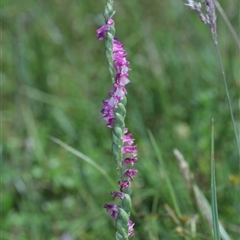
97 1 138 239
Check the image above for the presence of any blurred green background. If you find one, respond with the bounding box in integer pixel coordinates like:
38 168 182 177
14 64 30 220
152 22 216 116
2 0 239 239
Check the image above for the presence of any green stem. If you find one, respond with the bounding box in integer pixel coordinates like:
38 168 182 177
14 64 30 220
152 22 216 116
212 36 240 158
112 99 127 181
104 0 116 83
214 0 240 50
211 119 220 240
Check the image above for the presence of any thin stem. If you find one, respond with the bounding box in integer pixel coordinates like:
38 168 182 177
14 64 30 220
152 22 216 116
212 37 240 158
211 119 220 240
214 0 240 50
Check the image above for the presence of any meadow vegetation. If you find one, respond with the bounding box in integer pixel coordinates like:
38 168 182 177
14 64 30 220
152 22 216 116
2 0 239 239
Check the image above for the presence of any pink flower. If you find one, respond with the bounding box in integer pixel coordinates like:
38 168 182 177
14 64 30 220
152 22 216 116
124 169 138 181
96 19 114 40
104 203 119 220
122 145 137 155
111 191 125 200
128 220 135 237
122 156 138 166
97 25 110 40
98 24 131 128
119 181 130 191
123 133 134 145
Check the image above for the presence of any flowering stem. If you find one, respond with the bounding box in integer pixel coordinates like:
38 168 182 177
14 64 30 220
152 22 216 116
97 2 138 239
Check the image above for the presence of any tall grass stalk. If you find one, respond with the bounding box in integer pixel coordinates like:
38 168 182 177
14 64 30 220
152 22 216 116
214 0 240 50
211 119 220 240
212 39 240 156
183 0 240 157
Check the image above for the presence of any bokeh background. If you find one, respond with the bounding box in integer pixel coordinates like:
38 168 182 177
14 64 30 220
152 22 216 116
2 0 239 239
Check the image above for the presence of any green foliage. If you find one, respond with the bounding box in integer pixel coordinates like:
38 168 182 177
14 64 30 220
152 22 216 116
2 0 239 239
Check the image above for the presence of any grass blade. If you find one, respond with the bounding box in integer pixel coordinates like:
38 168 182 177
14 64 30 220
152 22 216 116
211 119 220 240
174 149 232 240
50 136 116 188
148 130 182 218
213 40 240 158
